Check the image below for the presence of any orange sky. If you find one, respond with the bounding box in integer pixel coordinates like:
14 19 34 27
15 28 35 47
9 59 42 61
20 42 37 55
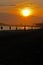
0 3 43 25
0 3 43 16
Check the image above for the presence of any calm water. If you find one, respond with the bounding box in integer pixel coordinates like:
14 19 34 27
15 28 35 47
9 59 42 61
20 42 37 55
0 26 40 30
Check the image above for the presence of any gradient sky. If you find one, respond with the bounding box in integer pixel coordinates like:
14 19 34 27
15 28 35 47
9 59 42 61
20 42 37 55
0 0 43 7
0 0 43 25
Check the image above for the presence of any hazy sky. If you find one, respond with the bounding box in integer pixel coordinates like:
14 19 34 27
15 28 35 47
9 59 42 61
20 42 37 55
0 0 43 7
0 0 43 25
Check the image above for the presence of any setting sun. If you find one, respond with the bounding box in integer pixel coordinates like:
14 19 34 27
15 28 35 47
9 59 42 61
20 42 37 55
20 8 32 17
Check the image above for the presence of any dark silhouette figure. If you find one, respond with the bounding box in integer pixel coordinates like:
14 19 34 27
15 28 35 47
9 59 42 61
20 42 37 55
24 26 26 30
1 26 3 30
16 26 17 30
9 26 11 30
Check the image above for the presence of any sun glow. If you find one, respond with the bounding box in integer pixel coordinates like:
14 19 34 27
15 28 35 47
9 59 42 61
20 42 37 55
20 8 32 16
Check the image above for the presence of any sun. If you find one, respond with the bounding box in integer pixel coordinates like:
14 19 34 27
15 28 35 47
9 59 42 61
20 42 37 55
22 9 29 16
20 8 32 17
22 9 30 16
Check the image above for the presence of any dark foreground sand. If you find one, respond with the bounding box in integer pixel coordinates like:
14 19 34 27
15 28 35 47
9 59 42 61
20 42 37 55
0 29 43 64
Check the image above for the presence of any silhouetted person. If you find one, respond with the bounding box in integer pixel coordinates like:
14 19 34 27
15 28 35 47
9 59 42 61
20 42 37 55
9 26 11 30
1 26 3 30
16 26 17 30
24 26 26 30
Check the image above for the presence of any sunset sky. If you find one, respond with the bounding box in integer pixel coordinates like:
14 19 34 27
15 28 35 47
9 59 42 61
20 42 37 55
0 0 43 25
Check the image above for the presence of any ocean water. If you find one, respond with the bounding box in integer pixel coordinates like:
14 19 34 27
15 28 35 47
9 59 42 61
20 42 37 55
0 26 40 30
